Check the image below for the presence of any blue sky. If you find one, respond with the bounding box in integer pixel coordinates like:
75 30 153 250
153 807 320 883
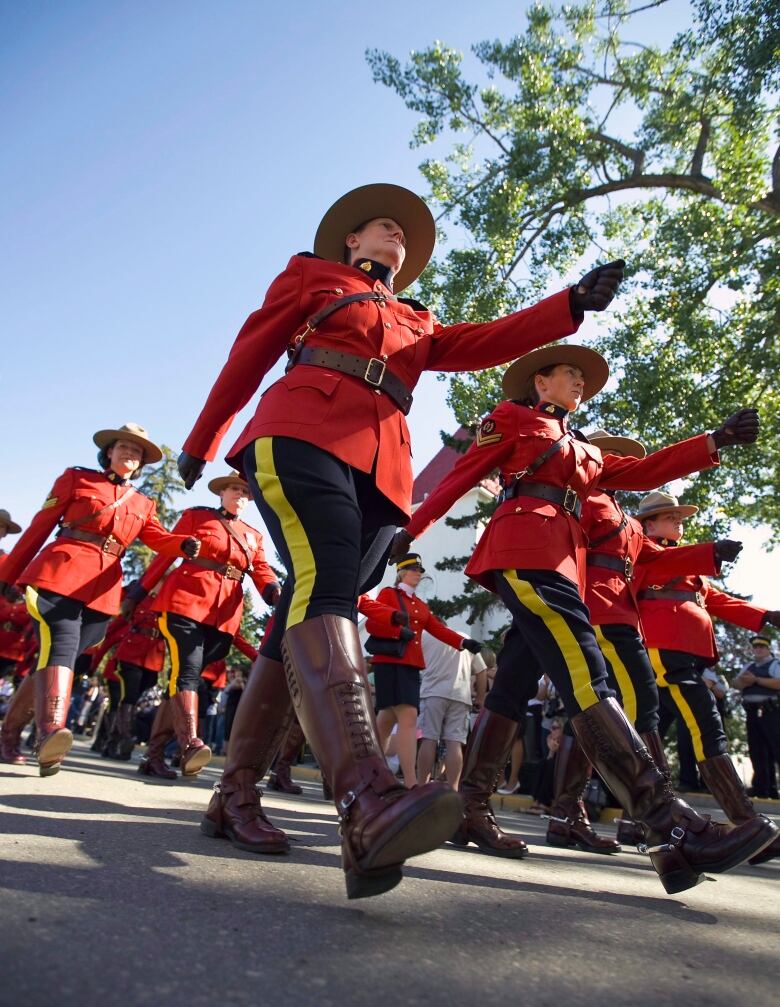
1 0 773 615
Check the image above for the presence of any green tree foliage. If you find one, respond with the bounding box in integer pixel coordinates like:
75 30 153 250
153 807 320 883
123 445 185 580
368 0 780 544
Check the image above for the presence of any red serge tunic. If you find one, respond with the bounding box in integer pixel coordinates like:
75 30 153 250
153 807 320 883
181 254 582 518
365 587 463 669
0 469 190 615
582 490 719 630
634 541 767 665
0 595 33 662
139 507 279 637
405 401 719 595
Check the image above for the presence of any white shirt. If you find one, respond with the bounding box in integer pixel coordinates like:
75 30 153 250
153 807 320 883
420 632 486 704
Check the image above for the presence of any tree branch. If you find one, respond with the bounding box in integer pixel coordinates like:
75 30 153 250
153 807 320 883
591 131 645 175
690 117 711 177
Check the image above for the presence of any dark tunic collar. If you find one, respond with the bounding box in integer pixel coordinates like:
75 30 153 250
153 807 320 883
535 401 569 421
650 536 679 548
217 506 238 521
354 258 394 290
104 470 131 486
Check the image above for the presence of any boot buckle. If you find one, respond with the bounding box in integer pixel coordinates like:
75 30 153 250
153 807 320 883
338 790 357 822
542 814 572 826
638 825 685 856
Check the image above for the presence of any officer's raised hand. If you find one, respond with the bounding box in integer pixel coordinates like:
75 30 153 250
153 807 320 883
763 610 780 628
714 540 743 565
391 609 410 627
262 583 282 607
120 579 147 619
178 451 206 490
570 260 625 314
389 529 414 565
0 580 22 602
462 638 483 654
711 409 760 448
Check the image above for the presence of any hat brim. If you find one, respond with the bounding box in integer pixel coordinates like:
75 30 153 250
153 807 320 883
502 344 609 404
93 429 163 465
588 435 646 459
0 519 22 534
637 504 699 520
314 183 435 293
208 475 250 495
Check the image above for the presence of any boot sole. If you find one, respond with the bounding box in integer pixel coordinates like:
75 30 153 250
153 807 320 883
657 867 706 896
181 746 212 776
345 864 403 900
546 834 621 855
200 816 290 855
38 729 73 774
703 818 779 875
137 764 177 781
361 788 464 873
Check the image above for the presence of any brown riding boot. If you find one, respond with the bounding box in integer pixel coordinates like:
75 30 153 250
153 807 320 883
546 735 621 854
268 720 305 794
281 615 463 899
35 666 74 777
615 816 646 846
138 700 177 779
201 654 293 854
171 689 211 776
572 699 778 893
698 753 780 867
0 673 36 764
450 708 528 858
114 704 136 761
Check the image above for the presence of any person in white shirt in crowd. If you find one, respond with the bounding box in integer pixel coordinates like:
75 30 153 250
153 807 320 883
416 631 488 790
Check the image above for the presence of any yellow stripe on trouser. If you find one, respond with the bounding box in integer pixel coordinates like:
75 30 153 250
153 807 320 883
254 437 316 629
159 613 180 697
595 626 637 725
503 570 600 710
116 667 126 703
25 585 52 670
648 648 705 761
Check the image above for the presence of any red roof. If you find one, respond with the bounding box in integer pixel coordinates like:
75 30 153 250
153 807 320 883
412 427 500 505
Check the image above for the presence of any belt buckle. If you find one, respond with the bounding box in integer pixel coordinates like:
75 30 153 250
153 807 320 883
225 563 239 580
102 533 116 553
364 357 386 387
624 557 634 581
562 486 578 513
695 591 705 607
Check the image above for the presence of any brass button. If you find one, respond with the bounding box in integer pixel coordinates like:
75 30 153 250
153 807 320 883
415 327 424 335
334 287 343 295
381 354 388 361
384 322 392 329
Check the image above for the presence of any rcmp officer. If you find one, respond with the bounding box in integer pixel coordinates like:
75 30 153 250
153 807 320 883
0 423 198 776
394 343 776 892
578 431 741 848
177 181 624 899
733 635 780 799
126 472 279 778
366 553 481 789
635 491 780 865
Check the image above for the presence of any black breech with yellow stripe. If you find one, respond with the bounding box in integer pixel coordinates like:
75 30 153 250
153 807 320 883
486 569 614 723
25 587 111 671
117 662 158 706
159 613 232 695
243 437 401 663
593 623 660 734
648 648 728 761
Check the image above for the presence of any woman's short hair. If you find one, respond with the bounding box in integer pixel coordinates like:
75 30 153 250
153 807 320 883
97 442 145 480
517 363 558 406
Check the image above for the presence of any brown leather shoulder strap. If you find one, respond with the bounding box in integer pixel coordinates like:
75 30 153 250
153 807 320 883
215 514 254 571
589 513 628 549
61 486 136 531
307 291 391 331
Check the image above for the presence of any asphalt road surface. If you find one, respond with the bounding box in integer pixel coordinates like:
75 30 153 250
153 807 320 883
1 740 777 1007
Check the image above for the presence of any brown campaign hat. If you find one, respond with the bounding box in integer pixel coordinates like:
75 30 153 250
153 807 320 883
313 183 435 293
588 428 646 459
208 472 250 496
636 491 698 521
0 509 22 534
92 423 163 464
502 343 609 403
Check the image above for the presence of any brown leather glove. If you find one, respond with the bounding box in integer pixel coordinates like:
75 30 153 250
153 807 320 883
763 610 780 628
713 540 743 565
711 408 760 448
0 580 22 603
178 451 206 490
388 529 414 564
570 260 625 313
391 609 409 627
181 537 201 558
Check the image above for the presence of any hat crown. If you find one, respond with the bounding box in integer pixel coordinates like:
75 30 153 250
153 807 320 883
0 509 13 523
639 491 679 512
117 422 151 439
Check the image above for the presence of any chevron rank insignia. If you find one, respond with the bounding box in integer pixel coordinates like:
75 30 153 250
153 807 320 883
42 495 59 509
476 418 503 447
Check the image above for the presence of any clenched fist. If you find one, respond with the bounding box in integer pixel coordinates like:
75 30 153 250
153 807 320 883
570 260 625 314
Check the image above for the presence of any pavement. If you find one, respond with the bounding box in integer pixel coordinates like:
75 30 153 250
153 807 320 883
0 740 778 1007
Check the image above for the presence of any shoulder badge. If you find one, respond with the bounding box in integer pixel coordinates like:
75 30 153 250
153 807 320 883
476 417 503 448
42 495 59 509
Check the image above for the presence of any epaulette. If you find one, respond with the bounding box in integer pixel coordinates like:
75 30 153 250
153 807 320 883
186 505 219 514
572 429 589 443
295 251 323 259
397 296 428 312
73 466 100 473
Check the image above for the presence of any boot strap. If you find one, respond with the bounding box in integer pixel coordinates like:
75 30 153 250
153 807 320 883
638 824 685 855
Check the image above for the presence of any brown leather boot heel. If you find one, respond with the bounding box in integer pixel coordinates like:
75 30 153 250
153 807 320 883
0 673 36 765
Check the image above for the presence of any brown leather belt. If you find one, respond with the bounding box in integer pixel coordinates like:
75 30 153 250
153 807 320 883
187 556 245 582
637 587 705 607
57 527 125 557
501 480 582 521
587 552 634 581
131 626 162 639
289 346 414 415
